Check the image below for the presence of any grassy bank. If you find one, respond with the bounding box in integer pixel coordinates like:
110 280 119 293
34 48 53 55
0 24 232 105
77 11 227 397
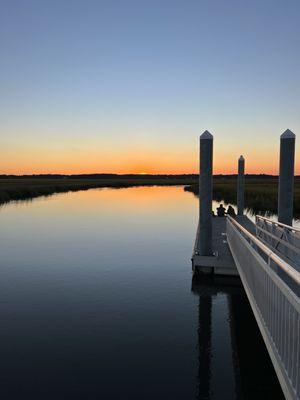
185 176 300 218
2 175 299 218
0 174 197 205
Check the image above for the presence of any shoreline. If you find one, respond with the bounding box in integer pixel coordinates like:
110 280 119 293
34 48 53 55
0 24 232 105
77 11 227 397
0 176 197 206
1 175 299 219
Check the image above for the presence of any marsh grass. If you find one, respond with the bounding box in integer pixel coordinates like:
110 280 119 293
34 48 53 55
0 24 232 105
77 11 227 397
2 175 299 219
0 175 197 205
185 177 300 218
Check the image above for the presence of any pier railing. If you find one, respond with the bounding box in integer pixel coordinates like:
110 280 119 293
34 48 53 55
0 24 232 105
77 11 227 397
227 215 300 400
256 215 300 271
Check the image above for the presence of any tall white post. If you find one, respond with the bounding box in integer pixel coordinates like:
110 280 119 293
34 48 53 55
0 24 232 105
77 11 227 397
199 131 213 256
278 129 295 226
237 155 245 215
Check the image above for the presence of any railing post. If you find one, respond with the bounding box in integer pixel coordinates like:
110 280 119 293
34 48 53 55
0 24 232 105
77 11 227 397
278 129 296 226
199 131 213 256
237 155 245 215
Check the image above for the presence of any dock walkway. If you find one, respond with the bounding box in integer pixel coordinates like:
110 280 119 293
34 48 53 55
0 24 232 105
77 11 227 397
192 215 255 276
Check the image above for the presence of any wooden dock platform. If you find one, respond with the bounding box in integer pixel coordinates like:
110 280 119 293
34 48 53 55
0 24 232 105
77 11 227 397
192 215 255 276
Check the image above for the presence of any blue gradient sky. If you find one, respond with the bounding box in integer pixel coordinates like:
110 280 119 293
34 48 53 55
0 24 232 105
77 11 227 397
1 0 300 174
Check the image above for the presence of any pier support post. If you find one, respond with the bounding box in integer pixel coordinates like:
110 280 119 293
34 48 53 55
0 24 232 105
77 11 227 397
278 129 295 226
199 131 213 256
237 156 245 215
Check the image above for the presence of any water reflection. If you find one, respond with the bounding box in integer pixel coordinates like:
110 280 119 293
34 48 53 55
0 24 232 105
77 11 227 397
192 276 284 400
0 187 287 399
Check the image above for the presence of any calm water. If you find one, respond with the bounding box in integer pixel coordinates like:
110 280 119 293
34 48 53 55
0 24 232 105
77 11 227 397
0 186 284 399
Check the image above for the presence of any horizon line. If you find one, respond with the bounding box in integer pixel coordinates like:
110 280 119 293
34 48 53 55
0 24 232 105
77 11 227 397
0 173 288 178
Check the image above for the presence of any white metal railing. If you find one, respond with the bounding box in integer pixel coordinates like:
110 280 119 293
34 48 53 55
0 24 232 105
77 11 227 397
256 215 300 271
227 215 300 400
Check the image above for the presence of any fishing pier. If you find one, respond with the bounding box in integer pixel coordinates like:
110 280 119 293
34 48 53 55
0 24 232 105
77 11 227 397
192 130 300 400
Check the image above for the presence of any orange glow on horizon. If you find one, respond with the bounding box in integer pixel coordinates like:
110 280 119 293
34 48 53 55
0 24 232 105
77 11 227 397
2 140 299 175
0 161 290 176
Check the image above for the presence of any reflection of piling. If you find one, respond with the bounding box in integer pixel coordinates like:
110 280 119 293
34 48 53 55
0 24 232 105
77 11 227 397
237 156 245 216
199 131 213 256
278 129 296 226
192 275 241 399
192 276 283 399
198 295 212 399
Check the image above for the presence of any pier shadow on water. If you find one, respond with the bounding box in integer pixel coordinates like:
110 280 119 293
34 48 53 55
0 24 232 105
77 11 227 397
192 275 284 400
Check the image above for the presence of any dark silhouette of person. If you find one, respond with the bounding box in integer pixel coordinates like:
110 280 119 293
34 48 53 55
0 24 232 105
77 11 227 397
227 205 236 217
216 204 226 217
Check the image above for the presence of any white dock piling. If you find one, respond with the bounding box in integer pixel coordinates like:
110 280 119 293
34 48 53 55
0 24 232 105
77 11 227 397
237 156 245 216
278 129 295 226
199 131 213 256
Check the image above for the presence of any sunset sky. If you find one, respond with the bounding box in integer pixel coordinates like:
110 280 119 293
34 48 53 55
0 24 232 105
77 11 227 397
1 0 300 175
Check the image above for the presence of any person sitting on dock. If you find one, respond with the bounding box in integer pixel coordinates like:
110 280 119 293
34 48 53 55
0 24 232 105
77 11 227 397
226 205 236 217
216 204 226 217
